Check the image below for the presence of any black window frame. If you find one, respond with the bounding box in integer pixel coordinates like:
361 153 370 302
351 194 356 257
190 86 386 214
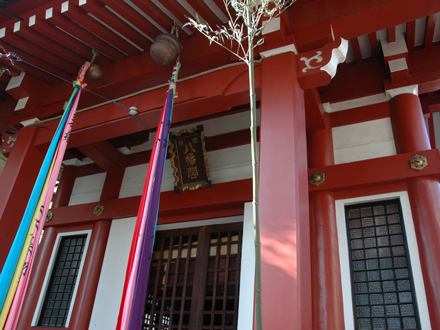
345 199 422 330
35 232 90 328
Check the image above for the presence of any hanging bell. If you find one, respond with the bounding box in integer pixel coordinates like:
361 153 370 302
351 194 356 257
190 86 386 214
150 33 181 66
87 63 103 81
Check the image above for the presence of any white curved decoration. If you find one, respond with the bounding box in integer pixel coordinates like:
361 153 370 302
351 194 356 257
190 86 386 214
320 38 348 78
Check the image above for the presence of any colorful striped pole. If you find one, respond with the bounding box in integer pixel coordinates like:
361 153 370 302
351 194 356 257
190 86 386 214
116 61 180 330
0 62 89 330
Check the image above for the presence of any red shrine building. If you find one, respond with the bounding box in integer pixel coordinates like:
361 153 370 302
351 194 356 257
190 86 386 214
1 0 440 329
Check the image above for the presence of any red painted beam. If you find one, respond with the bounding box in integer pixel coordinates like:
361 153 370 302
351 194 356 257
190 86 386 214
129 0 183 39
77 140 125 171
406 20 416 51
388 26 396 43
33 63 258 148
37 33 233 114
211 0 229 18
61 2 142 57
425 13 437 48
187 0 223 27
45 7 126 61
288 0 440 44
79 0 154 47
368 32 379 60
99 0 163 40
1 23 78 76
160 0 197 32
0 39 72 81
13 20 86 68
47 178 252 226
29 11 111 67
308 149 440 192
330 101 391 127
350 37 363 64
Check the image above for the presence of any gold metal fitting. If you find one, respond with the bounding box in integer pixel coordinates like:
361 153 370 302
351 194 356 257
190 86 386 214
309 171 325 186
409 155 428 171
94 204 104 216
45 210 53 223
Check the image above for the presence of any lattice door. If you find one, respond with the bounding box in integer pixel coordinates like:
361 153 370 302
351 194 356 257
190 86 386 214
143 223 242 330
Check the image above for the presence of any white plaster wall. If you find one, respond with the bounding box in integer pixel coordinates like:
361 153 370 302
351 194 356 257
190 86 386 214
119 144 252 199
332 118 397 164
88 217 136 330
128 110 260 154
68 172 107 206
89 214 254 330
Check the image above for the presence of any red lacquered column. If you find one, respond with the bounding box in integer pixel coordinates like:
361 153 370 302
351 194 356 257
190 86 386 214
0 125 44 269
51 165 76 208
16 226 58 329
308 127 344 330
68 220 111 329
259 51 311 329
390 92 440 327
389 93 430 153
307 128 334 169
407 177 440 328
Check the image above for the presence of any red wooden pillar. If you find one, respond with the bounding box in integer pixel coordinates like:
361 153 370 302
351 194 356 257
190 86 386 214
390 92 440 327
69 220 111 329
308 128 344 330
52 165 76 208
310 191 345 330
307 128 334 168
407 177 440 328
259 51 311 329
389 93 430 153
0 125 44 270
16 226 58 329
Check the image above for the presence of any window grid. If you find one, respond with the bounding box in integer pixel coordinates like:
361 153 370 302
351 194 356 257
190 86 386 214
143 233 198 330
143 225 242 330
38 234 87 327
202 229 242 330
345 200 421 330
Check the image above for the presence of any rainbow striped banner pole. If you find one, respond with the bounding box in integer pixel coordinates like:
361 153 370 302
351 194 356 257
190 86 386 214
116 61 180 330
0 62 90 330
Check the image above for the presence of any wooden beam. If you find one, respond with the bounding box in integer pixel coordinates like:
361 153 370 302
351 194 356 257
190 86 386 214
186 0 223 26
45 7 126 61
34 62 255 148
309 149 440 192
368 32 379 60
99 0 163 40
287 0 440 46
48 178 252 226
350 37 363 64
13 20 86 67
79 0 154 47
30 11 112 67
425 12 437 48
406 20 416 51
61 2 142 57
388 26 396 43
1 23 78 75
77 140 125 171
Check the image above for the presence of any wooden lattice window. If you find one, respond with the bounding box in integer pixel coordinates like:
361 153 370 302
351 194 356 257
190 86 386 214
143 223 242 330
345 200 421 330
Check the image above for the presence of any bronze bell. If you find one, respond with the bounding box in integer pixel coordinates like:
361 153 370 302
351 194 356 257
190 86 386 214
150 33 181 66
87 63 103 81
